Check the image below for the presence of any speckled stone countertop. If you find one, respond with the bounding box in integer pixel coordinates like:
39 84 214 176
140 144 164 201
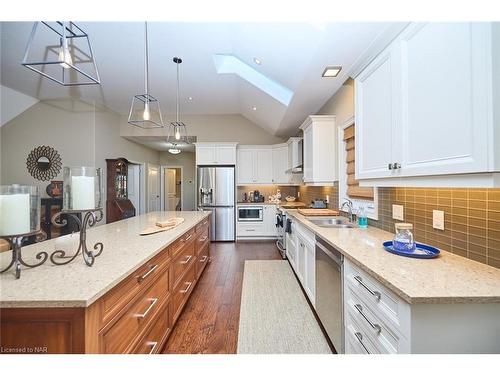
237 201 307 207
0 211 210 308
284 209 500 304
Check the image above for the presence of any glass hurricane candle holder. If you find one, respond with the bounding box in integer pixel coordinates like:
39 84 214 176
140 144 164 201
0 184 40 236
0 184 47 279
63 167 102 211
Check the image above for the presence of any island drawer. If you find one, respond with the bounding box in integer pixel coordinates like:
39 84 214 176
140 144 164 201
172 239 196 287
344 259 410 337
170 228 196 258
196 242 210 278
100 247 171 327
132 302 170 354
171 263 196 324
195 217 210 234
196 226 209 254
100 270 169 354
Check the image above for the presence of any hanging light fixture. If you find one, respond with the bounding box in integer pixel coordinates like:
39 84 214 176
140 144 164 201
21 22 100 86
128 22 164 129
166 57 189 143
168 143 181 155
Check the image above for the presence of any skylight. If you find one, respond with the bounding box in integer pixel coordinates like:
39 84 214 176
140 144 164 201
213 54 293 106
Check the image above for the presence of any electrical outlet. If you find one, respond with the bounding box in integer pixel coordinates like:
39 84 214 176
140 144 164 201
297 191 301 198
392 204 404 221
433 210 445 230
325 195 330 204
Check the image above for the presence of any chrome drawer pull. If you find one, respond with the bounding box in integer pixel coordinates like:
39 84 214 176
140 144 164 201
180 255 192 264
354 303 382 334
354 332 371 354
353 275 381 300
199 236 208 242
180 281 193 294
135 298 158 319
182 234 193 242
147 341 158 354
200 255 208 262
138 264 158 282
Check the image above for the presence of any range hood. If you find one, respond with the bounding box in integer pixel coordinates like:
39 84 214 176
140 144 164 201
286 138 303 174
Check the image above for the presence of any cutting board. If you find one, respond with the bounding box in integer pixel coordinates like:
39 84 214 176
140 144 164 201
297 208 339 216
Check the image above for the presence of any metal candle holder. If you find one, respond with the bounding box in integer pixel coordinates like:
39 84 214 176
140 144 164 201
50 208 104 266
0 231 48 279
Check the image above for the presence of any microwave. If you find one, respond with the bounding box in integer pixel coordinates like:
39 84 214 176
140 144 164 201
238 206 263 222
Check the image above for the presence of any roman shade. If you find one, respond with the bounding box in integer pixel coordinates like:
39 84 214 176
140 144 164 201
344 124 374 200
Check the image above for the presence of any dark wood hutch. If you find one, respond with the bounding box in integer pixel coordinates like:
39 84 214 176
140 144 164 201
106 158 136 224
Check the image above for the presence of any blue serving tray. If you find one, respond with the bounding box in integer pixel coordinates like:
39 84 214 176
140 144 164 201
382 241 440 259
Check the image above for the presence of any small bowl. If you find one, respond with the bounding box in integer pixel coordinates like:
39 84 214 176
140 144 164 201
285 196 296 202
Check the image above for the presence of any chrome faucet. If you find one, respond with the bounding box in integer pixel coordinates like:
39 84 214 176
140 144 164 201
340 198 354 222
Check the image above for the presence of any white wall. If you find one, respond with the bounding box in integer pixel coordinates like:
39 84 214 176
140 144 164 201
0 85 39 127
121 113 285 145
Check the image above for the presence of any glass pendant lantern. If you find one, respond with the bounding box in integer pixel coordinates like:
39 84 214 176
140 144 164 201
166 57 189 143
128 22 164 129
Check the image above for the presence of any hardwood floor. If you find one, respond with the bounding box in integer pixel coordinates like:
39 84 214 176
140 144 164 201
162 240 282 354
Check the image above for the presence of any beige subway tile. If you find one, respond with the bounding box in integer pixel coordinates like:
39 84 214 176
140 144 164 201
487 257 500 269
488 211 500 222
469 252 487 264
468 217 487 229
488 201 500 212
451 189 467 199
438 189 452 198
469 226 486 238
451 214 468 225
487 190 500 202
451 238 468 250
468 208 487 220
452 247 468 258
469 235 487 247
468 189 487 200
452 207 468 217
451 230 468 242
452 198 468 208
438 197 452 207
469 199 487 210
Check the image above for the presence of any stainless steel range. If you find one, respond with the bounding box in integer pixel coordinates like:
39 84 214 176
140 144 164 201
275 207 286 258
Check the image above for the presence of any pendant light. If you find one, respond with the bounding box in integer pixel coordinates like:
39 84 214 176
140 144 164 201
21 22 100 86
128 22 164 129
166 57 188 143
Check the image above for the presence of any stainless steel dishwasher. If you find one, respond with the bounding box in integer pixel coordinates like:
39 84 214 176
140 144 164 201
315 236 344 353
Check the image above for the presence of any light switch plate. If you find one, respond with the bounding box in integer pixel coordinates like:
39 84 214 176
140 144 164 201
433 210 445 230
325 195 330 204
392 204 404 221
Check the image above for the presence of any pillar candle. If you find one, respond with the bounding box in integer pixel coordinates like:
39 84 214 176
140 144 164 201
0 193 30 236
71 176 95 210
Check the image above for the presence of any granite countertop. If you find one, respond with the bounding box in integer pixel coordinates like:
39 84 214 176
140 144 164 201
284 209 500 304
237 201 307 207
0 211 210 308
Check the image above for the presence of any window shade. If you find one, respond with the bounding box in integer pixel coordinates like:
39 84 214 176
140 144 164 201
344 124 374 200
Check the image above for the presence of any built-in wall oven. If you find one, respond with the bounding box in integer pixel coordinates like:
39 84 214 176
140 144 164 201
237 205 263 222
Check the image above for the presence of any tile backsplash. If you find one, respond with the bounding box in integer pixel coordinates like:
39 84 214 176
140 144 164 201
370 188 500 269
236 185 298 202
298 184 339 209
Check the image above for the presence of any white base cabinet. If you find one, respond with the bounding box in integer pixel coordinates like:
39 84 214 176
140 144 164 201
293 220 316 307
344 258 500 353
236 204 277 239
354 22 500 187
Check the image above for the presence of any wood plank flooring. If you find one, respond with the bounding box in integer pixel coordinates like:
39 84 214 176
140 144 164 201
162 241 282 354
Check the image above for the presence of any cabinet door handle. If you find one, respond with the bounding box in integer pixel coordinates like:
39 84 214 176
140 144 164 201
182 234 193 242
137 264 158 282
388 163 393 170
180 281 193 294
180 255 192 264
353 275 381 300
354 303 382 334
393 163 401 170
147 341 158 354
354 332 371 354
200 255 208 262
245 229 256 232
135 298 158 319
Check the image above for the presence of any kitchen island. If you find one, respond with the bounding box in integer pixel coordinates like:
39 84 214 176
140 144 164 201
0 211 211 354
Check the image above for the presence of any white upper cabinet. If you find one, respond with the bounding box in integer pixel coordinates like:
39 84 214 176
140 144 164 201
398 23 490 177
354 22 499 187
355 45 400 180
236 143 300 185
195 143 237 165
272 145 289 184
300 115 337 186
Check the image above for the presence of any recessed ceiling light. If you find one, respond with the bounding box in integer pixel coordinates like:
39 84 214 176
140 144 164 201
168 147 181 154
322 66 342 78
187 96 193 101
253 57 262 65
252 106 257 111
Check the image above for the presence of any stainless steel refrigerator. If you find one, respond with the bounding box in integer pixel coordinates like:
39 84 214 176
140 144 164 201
197 166 235 241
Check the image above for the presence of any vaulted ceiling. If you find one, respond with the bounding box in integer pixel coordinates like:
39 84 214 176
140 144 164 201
0 22 390 137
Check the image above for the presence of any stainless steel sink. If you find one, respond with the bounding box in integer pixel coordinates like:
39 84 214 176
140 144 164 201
306 217 357 228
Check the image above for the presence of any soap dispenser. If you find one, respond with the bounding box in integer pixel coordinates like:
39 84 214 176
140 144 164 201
357 206 368 228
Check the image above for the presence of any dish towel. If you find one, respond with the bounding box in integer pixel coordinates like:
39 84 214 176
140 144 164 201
140 217 185 236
